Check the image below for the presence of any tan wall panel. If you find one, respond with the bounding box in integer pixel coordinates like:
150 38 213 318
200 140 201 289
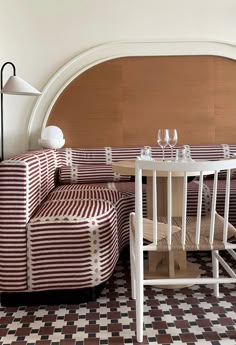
47 56 236 147
214 57 236 143
121 56 215 146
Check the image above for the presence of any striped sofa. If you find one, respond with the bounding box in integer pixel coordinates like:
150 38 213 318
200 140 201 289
0 144 236 296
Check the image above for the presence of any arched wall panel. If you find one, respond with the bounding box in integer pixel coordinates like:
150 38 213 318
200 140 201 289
28 41 236 149
46 55 236 146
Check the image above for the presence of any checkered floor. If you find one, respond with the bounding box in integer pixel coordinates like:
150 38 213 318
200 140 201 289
0 250 235 345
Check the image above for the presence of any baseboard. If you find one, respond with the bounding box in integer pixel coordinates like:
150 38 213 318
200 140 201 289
0 283 105 307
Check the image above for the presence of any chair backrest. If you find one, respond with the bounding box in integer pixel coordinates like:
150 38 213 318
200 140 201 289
135 158 236 251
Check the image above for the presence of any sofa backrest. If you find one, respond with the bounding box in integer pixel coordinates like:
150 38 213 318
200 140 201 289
1 144 235 220
57 145 236 166
55 145 236 185
57 147 143 165
185 144 236 160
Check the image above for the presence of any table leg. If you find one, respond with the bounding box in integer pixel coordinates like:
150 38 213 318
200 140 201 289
146 176 184 218
145 176 200 288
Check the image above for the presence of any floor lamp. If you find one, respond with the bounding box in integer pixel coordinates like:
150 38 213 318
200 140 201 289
0 61 41 161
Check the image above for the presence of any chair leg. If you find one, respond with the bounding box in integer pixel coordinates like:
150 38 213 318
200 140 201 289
135 244 144 342
136 273 144 343
212 250 219 297
130 231 136 300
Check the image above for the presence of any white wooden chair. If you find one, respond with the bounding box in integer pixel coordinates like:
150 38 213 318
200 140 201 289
129 158 236 343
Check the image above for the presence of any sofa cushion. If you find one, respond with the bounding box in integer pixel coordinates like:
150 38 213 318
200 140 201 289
30 198 115 223
27 197 118 291
28 180 146 291
58 164 131 184
47 183 126 204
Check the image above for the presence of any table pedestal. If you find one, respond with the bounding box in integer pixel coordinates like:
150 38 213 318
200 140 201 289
145 176 201 288
145 251 201 289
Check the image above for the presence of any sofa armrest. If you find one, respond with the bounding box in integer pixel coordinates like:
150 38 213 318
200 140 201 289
0 149 59 291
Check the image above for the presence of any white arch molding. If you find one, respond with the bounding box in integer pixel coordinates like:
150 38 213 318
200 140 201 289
28 39 236 150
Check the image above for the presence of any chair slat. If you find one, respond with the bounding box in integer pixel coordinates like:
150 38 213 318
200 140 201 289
195 172 204 248
167 171 172 250
209 171 218 246
223 169 231 244
152 170 157 244
181 172 188 249
135 164 143 245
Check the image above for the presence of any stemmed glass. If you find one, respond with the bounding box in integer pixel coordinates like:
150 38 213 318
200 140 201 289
157 129 169 161
168 129 178 160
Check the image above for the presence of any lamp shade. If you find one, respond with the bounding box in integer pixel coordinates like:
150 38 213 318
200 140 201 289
38 126 65 149
1 75 41 95
42 126 64 139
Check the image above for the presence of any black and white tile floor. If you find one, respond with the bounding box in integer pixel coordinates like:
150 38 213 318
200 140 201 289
0 251 235 345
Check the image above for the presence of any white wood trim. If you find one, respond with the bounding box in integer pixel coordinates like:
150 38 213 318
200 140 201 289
28 39 236 150
144 277 236 285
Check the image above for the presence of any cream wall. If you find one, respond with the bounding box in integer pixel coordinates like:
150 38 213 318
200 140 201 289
0 0 236 158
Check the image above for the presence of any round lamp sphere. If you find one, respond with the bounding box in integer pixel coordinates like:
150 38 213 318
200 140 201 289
42 126 64 140
39 125 65 149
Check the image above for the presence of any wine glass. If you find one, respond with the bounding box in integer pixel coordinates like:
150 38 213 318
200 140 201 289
168 129 178 160
157 129 169 161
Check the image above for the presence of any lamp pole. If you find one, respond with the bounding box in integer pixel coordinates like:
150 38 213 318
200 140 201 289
1 62 17 161
0 62 41 161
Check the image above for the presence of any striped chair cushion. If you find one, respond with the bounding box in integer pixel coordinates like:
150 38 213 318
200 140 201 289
58 164 131 184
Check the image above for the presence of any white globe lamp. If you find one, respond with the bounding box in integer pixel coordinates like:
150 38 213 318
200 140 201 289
38 126 65 149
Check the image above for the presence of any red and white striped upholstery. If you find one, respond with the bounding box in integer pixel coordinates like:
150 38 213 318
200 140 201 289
1 144 236 292
59 164 131 184
0 150 59 291
28 197 118 291
28 182 147 291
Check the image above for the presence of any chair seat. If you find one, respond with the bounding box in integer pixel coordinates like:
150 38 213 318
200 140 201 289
139 212 236 251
